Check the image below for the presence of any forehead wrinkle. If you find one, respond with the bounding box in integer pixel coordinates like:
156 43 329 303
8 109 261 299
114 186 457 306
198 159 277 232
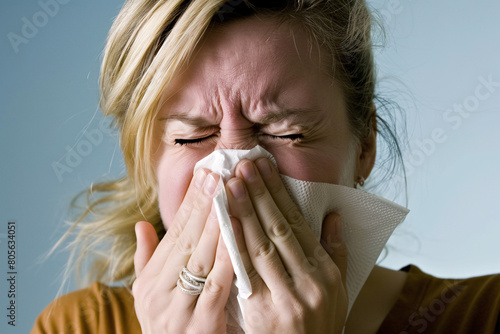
160 16 332 130
207 57 284 125
160 93 220 126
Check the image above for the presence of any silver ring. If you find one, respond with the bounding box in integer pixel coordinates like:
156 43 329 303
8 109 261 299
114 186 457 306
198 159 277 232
176 267 207 296
180 272 203 290
182 267 207 284
177 278 202 295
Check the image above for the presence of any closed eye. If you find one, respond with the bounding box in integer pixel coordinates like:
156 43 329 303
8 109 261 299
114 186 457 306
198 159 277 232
174 135 215 146
263 134 303 141
174 133 303 145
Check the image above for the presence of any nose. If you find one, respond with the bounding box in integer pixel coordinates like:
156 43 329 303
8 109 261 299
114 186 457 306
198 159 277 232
214 127 259 151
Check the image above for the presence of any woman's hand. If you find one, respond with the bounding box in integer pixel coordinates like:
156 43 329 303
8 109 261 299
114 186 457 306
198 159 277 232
226 158 349 333
132 169 234 333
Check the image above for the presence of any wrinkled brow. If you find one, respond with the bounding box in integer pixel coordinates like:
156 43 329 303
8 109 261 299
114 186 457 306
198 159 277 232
157 108 322 126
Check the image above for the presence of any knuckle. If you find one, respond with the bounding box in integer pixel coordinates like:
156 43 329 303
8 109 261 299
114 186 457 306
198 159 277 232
288 206 303 224
280 270 294 286
303 256 320 274
237 203 256 220
203 277 225 295
287 207 305 229
175 204 191 222
252 238 276 259
313 243 331 263
193 196 208 211
306 282 327 310
164 224 183 244
187 259 208 278
251 183 268 201
268 216 292 239
326 264 343 285
193 188 213 212
245 307 267 330
175 236 195 255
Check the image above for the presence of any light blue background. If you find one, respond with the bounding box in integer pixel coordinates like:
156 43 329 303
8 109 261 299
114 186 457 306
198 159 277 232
1 0 499 332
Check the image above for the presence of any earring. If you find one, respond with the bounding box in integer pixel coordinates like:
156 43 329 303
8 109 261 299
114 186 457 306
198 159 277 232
355 176 365 188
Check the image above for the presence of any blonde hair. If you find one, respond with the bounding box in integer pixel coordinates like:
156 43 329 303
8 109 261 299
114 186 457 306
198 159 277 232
59 0 399 288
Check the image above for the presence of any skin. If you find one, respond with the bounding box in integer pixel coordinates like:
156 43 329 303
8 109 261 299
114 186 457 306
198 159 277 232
132 15 394 333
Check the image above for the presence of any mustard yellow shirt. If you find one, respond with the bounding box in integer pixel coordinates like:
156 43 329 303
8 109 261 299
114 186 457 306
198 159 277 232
31 265 500 333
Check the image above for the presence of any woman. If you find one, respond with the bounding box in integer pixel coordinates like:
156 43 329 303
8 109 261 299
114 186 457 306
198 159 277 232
32 0 500 333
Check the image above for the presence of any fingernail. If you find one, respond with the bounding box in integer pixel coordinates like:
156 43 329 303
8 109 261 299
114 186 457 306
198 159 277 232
195 169 207 189
204 174 218 196
256 158 273 179
228 179 247 200
241 161 257 181
240 160 256 181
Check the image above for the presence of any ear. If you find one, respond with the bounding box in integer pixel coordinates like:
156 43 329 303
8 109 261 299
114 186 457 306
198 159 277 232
355 104 377 182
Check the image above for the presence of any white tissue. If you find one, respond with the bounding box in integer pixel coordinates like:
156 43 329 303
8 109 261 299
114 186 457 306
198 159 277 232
193 146 409 331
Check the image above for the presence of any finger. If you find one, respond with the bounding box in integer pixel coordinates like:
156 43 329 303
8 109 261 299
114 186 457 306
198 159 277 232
139 168 208 273
230 215 266 293
186 204 220 279
138 170 217 279
234 160 309 267
254 158 320 256
162 168 210 248
226 174 292 288
161 173 222 285
194 235 234 322
257 158 347 283
321 213 348 285
134 221 160 278
172 204 221 309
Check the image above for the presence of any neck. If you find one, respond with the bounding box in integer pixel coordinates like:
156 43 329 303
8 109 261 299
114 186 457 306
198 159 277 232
344 265 408 334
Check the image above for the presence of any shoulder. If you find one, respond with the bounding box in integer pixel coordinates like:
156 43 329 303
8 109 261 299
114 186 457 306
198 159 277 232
404 265 500 310
31 282 141 334
379 265 500 334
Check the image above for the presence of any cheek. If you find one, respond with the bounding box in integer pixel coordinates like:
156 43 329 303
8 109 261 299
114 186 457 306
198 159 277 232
156 151 205 229
268 142 357 186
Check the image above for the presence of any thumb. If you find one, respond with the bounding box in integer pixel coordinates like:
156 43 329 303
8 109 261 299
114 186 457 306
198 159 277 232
134 221 159 278
320 213 348 286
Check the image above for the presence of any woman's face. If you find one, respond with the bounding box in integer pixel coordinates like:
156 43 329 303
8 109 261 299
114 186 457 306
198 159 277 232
152 16 374 228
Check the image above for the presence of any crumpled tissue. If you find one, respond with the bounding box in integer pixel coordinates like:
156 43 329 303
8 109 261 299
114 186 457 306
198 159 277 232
193 146 409 331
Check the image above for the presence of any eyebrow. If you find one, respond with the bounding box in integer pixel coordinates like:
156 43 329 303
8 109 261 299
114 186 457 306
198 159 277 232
258 108 321 124
158 108 321 125
157 114 215 126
